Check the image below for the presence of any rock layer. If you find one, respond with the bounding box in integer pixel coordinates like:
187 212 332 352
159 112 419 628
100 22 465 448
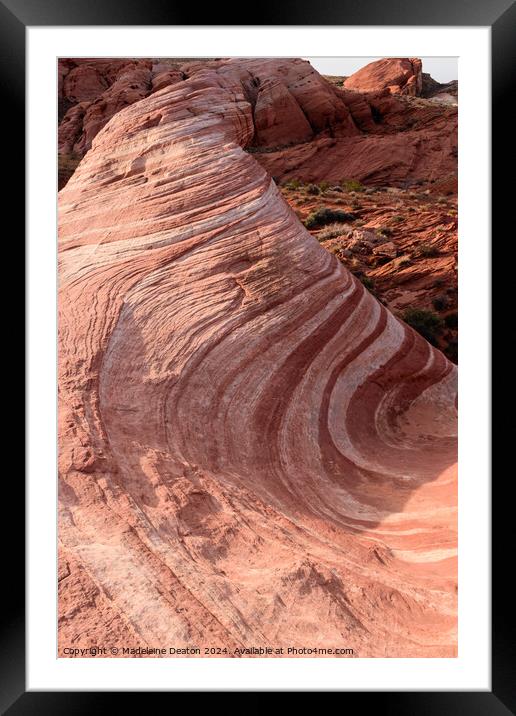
58 59 457 657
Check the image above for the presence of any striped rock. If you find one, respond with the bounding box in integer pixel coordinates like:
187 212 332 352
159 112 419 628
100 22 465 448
58 59 457 657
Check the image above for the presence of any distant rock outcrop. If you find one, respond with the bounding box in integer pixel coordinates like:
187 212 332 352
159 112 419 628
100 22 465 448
58 59 457 657
344 58 423 96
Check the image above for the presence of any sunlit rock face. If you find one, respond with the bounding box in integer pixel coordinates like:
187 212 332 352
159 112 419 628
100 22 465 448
58 59 457 657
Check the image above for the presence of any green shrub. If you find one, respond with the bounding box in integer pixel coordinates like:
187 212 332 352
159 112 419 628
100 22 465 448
341 179 364 192
284 178 301 190
318 180 331 192
303 207 356 229
402 308 444 346
306 184 321 195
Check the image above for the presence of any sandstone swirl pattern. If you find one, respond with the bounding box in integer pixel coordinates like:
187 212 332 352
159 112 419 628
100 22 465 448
58 59 457 657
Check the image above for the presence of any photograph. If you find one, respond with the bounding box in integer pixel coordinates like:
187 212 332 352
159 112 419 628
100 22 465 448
57 55 459 659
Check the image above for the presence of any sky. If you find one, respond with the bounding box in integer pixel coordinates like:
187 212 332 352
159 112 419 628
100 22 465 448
306 57 457 83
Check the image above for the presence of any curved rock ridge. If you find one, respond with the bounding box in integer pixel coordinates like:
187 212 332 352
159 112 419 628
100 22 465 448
58 59 457 657
344 58 423 96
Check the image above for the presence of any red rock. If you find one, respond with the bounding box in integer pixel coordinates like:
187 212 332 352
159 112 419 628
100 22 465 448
58 59 181 155
373 241 397 258
283 182 458 360
58 57 456 194
256 120 457 187
58 59 457 657
338 88 378 131
253 78 313 146
151 69 184 93
344 58 423 96
58 57 361 161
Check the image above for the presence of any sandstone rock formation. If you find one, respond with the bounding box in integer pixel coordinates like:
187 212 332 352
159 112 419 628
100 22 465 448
58 59 457 657
255 72 457 186
58 58 457 192
255 117 457 187
59 58 185 156
344 58 423 96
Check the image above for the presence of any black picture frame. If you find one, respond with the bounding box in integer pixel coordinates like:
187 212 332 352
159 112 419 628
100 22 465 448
10 0 511 709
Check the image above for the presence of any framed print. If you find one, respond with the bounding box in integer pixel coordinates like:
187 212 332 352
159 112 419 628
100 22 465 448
10 0 512 708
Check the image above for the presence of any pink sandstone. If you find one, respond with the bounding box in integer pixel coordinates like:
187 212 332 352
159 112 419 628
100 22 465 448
58 59 457 657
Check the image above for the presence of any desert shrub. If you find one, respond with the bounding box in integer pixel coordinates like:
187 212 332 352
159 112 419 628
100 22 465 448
398 257 412 268
416 242 439 258
303 207 356 229
390 215 404 224
318 180 331 192
444 312 458 329
284 178 301 190
341 178 364 192
316 222 351 241
377 227 393 238
402 308 444 346
432 295 449 311
306 183 321 195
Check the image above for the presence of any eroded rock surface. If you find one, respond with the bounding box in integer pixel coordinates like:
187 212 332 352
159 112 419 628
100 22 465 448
58 59 457 657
